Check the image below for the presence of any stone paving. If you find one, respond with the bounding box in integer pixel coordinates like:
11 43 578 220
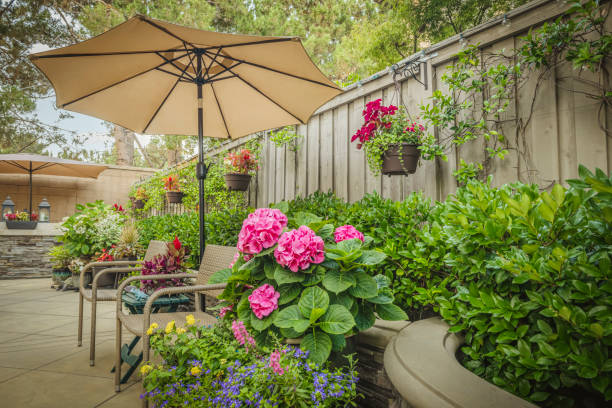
0 278 142 407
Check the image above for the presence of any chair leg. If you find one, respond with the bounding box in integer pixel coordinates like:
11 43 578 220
89 299 97 366
77 293 84 347
115 317 122 392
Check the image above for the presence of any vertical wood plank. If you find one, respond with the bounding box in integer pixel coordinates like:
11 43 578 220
295 124 308 198
258 135 269 208
275 144 285 202
284 127 297 201
334 104 349 201
307 115 320 195
320 110 334 193
267 137 276 206
348 97 366 202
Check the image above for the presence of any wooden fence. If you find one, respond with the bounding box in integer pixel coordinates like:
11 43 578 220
152 0 612 209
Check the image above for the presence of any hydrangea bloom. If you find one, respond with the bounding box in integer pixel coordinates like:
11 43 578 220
237 208 288 255
248 284 280 319
274 226 325 272
334 225 364 243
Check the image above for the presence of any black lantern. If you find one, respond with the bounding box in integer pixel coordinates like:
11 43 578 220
38 198 51 222
2 196 15 221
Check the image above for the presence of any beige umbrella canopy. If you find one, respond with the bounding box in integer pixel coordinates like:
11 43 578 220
0 153 108 214
29 15 342 260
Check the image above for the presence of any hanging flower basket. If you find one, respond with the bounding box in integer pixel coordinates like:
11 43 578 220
382 143 421 175
224 173 252 191
133 199 145 209
165 191 184 204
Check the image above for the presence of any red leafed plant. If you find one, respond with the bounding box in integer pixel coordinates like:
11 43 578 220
5 211 37 221
163 175 180 192
96 247 115 262
224 149 258 174
140 237 189 294
113 203 125 212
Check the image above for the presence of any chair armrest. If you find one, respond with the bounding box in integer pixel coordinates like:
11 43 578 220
142 283 227 331
80 260 142 289
115 273 196 314
91 266 143 291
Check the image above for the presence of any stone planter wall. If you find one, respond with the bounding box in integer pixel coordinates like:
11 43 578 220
0 223 62 278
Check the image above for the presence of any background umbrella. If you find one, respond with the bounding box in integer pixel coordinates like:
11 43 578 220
30 15 342 260
0 153 108 215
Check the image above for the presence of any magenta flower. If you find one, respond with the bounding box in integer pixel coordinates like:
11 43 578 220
274 226 325 272
231 320 256 350
237 208 288 255
334 225 364 243
219 304 233 318
269 350 285 375
248 284 280 319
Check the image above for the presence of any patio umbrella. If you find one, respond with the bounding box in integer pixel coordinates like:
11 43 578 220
0 153 108 215
29 15 342 261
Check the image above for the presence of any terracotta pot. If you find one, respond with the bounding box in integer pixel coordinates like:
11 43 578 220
224 173 252 191
382 143 420 175
5 220 37 229
133 199 145 209
166 191 184 204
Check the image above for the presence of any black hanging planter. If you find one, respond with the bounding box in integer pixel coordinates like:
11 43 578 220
224 173 252 191
6 220 38 230
382 143 420 175
133 199 145 209
166 191 184 204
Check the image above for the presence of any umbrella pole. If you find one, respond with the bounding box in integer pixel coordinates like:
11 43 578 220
29 162 32 215
197 52 206 263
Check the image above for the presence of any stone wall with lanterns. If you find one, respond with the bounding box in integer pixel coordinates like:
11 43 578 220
0 223 61 278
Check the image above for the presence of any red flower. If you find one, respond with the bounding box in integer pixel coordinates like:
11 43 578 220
173 236 181 251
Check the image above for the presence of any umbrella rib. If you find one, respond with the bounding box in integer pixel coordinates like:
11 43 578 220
201 38 295 51
203 49 338 90
210 83 231 139
143 74 184 134
61 52 189 108
229 68 304 124
140 17 196 49
155 52 195 82
4 161 28 172
33 163 57 172
31 49 187 59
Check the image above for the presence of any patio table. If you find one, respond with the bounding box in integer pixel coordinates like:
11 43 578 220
112 292 190 384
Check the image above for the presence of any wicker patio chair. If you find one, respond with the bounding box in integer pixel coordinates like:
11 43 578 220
113 244 236 392
78 240 168 366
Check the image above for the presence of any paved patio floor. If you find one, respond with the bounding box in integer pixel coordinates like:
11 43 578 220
0 278 142 407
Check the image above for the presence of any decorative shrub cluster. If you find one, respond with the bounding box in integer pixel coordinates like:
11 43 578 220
141 316 360 407
140 238 189 294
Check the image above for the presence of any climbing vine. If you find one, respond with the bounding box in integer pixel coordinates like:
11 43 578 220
417 0 611 184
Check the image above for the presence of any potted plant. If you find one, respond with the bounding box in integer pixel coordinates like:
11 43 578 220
351 99 424 176
68 258 87 290
163 175 183 204
211 207 408 364
110 222 143 261
223 149 257 191
140 237 190 294
48 245 72 287
5 211 38 229
133 187 147 209
91 246 116 288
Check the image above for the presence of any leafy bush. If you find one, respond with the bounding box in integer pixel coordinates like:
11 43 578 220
136 208 249 267
58 201 126 258
142 316 360 407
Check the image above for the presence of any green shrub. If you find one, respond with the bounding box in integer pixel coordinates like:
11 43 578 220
136 208 249 267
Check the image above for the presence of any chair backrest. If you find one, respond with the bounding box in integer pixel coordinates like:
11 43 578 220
143 240 168 262
195 245 237 298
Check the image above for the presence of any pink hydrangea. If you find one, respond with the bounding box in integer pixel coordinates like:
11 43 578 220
219 304 233 318
229 252 240 268
274 226 325 273
248 284 280 319
269 350 285 375
237 208 288 255
334 225 364 243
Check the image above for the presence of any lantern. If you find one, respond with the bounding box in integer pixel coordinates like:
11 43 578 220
2 196 15 221
38 198 51 222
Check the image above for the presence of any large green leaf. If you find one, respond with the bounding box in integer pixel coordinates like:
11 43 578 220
237 296 251 322
322 269 356 294
302 266 324 286
355 302 375 331
278 283 301 305
357 250 387 266
250 310 277 331
310 307 326 324
264 262 276 280
301 330 332 364
337 238 363 253
208 267 231 284
274 265 305 285
349 271 378 298
319 304 355 335
298 286 329 319
280 326 306 339
274 305 309 332
376 303 408 321
366 287 394 304
329 292 354 310
329 334 347 352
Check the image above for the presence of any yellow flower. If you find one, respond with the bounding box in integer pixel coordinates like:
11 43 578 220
140 364 152 375
146 322 158 336
190 366 201 376
220 358 227 365
176 327 186 335
165 320 175 334
186 314 196 325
